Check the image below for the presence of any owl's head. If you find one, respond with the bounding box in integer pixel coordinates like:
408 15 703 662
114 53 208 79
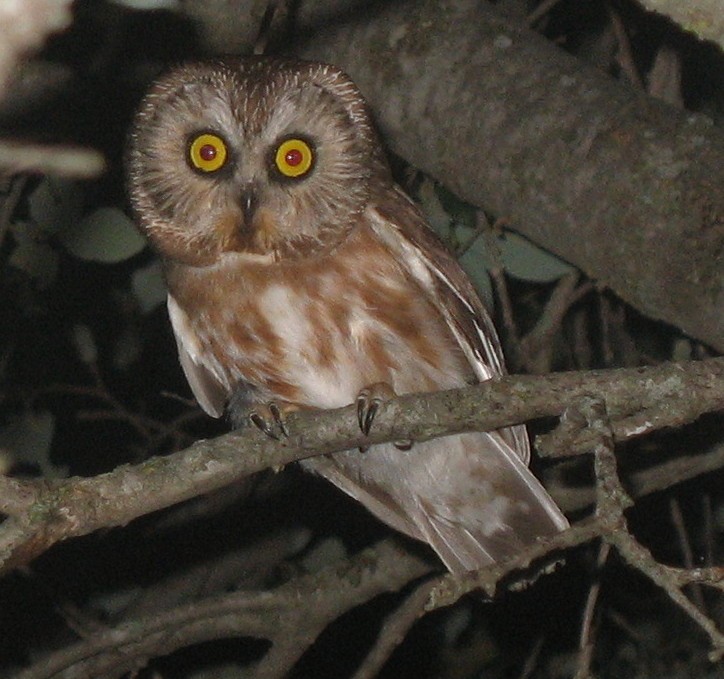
127 58 390 266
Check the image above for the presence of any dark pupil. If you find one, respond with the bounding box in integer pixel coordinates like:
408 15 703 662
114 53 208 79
285 149 303 166
199 144 217 161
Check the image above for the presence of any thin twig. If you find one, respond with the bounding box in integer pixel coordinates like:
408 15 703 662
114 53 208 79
519 271 589 373
574 542 611 679
351 579 438 679
608 5 645 90
580 396 724 661
518 635 546 679
669 497 707 612
527 0 566 27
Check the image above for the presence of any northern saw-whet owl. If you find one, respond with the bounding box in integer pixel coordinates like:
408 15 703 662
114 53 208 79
127 57 568 574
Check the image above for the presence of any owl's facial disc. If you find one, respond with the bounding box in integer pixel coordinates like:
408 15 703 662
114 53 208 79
127 58 393 265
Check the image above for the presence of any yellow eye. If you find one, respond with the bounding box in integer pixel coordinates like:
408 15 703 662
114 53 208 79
188 133 228 173
274 138 314 178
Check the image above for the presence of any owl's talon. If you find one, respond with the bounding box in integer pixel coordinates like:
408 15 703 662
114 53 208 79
249 401 294 440
394 440 413 451
356 394 367 433
268 402 289 437
250 411 280 440
356 383 396 437
356 394 379 436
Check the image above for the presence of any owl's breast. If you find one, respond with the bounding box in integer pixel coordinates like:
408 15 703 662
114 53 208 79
167 227 471 412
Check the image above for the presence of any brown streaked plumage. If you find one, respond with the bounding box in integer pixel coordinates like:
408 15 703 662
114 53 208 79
127 57 568 573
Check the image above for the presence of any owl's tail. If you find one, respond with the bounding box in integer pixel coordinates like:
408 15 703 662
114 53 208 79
304 430 568 575
406 430 568 574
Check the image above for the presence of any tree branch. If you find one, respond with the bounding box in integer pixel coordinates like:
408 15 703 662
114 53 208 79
13 539 432 679
0 358 721 576
292 0 724 351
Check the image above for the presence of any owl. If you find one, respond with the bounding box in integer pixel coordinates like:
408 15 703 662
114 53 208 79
127 57 568 574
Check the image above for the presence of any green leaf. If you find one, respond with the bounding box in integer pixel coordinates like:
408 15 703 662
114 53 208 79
8 221 59 289
59 207 146 263
0 411 66 478
132 259 167 314
498 231 575 283
459 235 494 308
28 177 83 234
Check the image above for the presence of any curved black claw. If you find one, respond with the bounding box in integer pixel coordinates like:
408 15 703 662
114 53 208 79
250 402 289 440
250 412 278 440
356 393 380 436
269 402 289 437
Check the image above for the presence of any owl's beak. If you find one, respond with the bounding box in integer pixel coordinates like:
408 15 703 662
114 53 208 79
239 187 258 229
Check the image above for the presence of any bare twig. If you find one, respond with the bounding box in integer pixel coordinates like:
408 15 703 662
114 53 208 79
36 377 200 455
526 0 566 27
669 497 707 612
519 271 592 373
574 541 611 679
12 540 431 679
351 579 438 679
552 438 724 514
580 396 724 661
518 635 546 679
253 0 294 55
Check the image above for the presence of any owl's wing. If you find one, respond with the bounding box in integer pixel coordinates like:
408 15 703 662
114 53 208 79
167 293 227 418
368 186 530 461
356 188 569 572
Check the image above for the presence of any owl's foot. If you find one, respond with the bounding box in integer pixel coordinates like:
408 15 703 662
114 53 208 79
356 383 412 451
249 401 298 440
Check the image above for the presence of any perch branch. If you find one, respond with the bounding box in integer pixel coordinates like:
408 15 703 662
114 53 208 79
0 358 720 576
